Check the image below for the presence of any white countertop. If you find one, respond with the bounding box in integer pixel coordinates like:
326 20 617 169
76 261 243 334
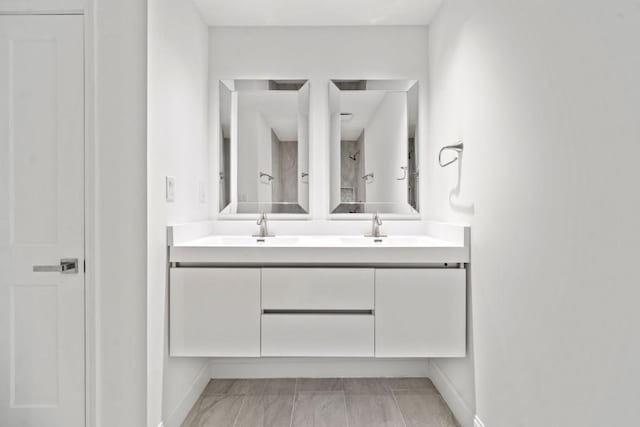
168 222 470 266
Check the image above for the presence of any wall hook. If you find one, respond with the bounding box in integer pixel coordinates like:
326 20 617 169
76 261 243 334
439 140 464 167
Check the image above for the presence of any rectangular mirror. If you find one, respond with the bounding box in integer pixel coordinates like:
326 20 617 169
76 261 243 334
219 79 310 215
329 80 419 215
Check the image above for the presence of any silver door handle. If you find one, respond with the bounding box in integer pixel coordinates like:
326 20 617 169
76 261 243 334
33 258 79 274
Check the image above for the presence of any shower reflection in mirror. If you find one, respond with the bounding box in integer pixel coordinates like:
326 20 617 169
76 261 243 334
219 80 310 214
329 80 419 214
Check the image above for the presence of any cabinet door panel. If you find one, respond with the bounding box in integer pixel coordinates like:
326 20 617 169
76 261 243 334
375 269 466 357
170 268 260 356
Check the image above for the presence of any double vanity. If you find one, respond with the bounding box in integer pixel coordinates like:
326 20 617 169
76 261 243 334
168 78 469 361
168 220 469 359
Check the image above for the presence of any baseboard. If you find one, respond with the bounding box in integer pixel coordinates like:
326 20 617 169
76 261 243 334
474 415 486 427
209 358 430 378
429 361 475 427
163 362 210 427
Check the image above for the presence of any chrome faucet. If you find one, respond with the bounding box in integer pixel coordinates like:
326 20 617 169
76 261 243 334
254 212 273 238
366 212 386 238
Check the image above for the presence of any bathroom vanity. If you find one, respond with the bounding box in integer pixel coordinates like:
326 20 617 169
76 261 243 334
167 221 469 360
167 77 469 361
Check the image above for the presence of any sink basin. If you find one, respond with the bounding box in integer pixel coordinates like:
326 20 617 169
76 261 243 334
189 236 300 246
253 236 300 246
182 234 456 249
339 236 449 247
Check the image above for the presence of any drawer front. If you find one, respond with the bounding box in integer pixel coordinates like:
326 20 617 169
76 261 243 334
261 314 374 357
261 268 374 310
170 268 260 357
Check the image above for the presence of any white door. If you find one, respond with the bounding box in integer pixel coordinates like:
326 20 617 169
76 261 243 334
0 15 85 427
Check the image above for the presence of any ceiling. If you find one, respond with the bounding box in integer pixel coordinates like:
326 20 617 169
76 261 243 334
239 91 300 141
339 92 386 141
192 0 443 26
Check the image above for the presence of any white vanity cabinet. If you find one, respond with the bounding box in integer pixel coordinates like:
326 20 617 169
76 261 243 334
375 269 466 357
169 268 260 357
168 266 466 358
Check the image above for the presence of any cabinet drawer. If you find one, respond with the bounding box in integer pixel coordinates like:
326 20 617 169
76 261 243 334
261 268 374 310
170 268 260 357
261 314 374 357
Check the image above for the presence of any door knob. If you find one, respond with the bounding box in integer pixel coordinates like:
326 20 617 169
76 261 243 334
33 258 79 274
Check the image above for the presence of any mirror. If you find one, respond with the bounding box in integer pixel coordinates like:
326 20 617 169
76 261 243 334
329 80 419 215
219 80 310 214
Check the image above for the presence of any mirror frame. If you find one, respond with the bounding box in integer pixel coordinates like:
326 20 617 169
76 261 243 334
217 79 312 220
328 79 421 220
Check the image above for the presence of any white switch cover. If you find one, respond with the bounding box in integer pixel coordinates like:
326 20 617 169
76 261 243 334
166 176 175 202
198 181 208 203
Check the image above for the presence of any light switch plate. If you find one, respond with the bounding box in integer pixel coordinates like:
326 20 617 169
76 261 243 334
166 176 175 202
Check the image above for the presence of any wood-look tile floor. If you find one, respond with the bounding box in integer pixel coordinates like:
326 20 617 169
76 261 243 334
182 378 460 427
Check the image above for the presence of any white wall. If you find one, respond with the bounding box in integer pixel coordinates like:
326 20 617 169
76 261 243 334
208 26 429 220
256 110 273 204
93 0 148 425
363 92 408 205
428 0 640 426
236 102 262 203
148 0 209 426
